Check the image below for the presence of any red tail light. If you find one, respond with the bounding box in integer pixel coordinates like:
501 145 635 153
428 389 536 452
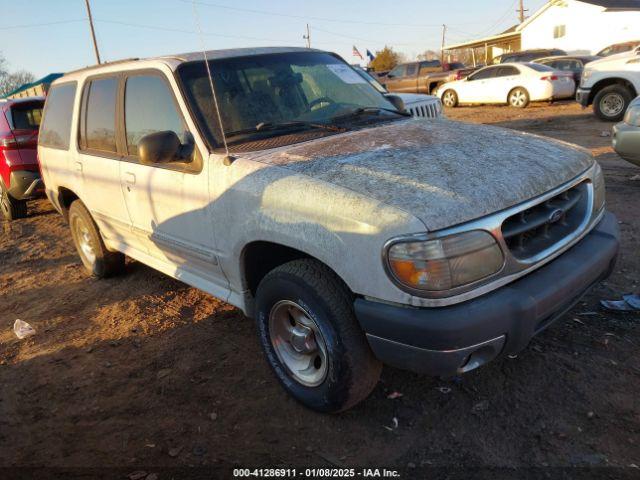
455 71 464 81
540 75 559 81
0 129 38 150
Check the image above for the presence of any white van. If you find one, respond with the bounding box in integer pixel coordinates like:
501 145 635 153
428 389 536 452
38 47 619 412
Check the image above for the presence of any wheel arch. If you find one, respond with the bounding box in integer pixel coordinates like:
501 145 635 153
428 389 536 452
240 240 352 315
57 186 80 222
589 78 637 104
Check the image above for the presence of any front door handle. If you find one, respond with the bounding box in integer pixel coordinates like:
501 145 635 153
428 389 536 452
124 172 136 185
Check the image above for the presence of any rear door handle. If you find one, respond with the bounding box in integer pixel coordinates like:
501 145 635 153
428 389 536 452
75 162 83 173
125 172 136 185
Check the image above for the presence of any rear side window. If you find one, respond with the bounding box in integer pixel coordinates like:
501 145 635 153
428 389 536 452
406 64 417 76
10 103 44 130
39 82 77 150
496 66 520 77
79 77 118 153
124 74 188 157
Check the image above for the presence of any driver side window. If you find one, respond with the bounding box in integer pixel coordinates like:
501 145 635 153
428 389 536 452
388 65 406 78
469 68 496 81
124 74 189 158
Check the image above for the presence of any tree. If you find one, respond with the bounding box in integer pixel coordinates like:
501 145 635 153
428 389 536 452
0 71 36 97
0 52 36 97
369 46 402 73
417 50 440 61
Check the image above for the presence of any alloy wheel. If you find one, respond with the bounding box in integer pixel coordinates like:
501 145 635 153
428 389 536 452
510 90 527 107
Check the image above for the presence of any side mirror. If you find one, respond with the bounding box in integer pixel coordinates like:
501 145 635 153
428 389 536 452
387 74 394 79
138 131 193 166
385 94 406 113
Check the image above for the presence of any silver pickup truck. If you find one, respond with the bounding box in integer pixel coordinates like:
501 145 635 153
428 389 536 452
38 47 619 412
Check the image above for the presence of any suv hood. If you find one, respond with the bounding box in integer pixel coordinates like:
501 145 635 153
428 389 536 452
246 118 594 231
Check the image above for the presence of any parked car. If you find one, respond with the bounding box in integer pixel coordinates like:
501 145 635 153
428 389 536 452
1 97 45 221
576 47 640 121
382 59 470 95
493 49 567 64
38 47 618 412
353 67 444 118
612 96 640 166
597 40 640 58
535 55 600 90
438 63 575 108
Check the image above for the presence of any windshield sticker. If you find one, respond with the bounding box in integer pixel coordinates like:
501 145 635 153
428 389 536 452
326 64 367 84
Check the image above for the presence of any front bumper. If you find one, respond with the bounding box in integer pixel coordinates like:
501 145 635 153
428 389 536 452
355 212 620 377
8 170 44 200
612 122 640 167
576 87 591 107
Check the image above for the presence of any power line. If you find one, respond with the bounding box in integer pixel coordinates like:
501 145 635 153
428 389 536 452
0 19 86 30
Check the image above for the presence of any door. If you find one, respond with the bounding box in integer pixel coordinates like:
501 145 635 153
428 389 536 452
384 65 407 92
75 75 132 243
457 66 498 103
490 66 521 103
118 70 227 292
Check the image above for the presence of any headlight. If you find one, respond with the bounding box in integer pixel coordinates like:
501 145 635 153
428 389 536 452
624 103 640 127
387 230 504 292
581 69 592 85
593 161 605 213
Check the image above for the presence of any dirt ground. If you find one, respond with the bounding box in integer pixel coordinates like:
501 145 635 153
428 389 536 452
1 102 639 478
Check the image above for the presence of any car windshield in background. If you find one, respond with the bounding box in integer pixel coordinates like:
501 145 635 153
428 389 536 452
177 52 399 148
10 102 44 130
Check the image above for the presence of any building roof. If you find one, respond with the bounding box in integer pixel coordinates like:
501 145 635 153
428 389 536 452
2 72 63 98
443 28 520 51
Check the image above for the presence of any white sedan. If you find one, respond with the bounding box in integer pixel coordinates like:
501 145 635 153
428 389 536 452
437 63 575 108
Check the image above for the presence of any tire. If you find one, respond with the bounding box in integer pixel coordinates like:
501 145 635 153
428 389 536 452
508 87 530 108
255 259 382 413
442 89 458 108
68 200 125 278
593 85 633 122
0 181 27 221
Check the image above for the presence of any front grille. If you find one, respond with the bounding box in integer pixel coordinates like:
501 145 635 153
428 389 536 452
408 102 441 118
502 182 590 260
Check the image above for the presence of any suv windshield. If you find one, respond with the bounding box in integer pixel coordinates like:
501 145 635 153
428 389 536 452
177 51 400 149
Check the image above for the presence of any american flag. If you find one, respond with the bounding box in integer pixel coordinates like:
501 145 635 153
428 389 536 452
352 45 364 60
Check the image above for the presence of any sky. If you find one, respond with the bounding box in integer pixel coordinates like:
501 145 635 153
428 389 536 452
1 0 548 78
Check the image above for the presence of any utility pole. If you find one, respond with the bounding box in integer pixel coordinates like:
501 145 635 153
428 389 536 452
84 0 101 64
303 24 311 48
517 0 529 23
441 24 447 64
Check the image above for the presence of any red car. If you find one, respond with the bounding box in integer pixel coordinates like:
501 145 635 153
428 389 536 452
1 97 45 221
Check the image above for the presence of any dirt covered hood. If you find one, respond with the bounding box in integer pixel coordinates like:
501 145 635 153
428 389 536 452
248 118 594 231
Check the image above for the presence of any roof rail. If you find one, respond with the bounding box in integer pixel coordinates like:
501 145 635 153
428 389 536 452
65 57 140 76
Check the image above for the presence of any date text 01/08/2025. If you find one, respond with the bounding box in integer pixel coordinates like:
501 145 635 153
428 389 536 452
232 468 402 478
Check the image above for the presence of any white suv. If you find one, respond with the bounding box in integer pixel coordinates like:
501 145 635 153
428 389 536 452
38 47 619 412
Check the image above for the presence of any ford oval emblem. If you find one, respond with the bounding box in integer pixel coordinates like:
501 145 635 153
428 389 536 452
548 209 564 224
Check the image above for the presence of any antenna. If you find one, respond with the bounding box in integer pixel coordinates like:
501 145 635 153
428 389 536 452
191 0 234 165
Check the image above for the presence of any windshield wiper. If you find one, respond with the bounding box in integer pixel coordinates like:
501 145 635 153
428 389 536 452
227 120 343 137
331 106 411 121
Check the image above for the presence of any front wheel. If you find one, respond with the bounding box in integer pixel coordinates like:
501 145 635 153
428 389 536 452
69 200 125 278
255 259 382 413
593 85 633 122
442 89 458 108
508 88 530 108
